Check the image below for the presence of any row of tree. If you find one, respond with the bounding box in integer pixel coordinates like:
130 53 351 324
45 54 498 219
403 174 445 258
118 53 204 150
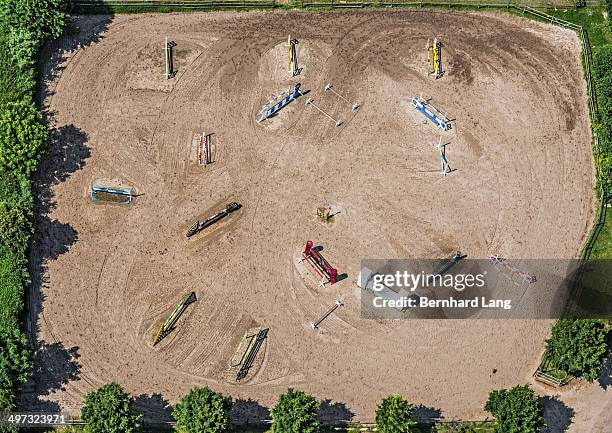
0 0 66 418
81 382 547 433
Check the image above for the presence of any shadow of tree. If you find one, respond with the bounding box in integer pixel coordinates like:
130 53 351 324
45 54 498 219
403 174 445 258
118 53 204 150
40 15 113 107
133 393 173 423
597 354 612 390
231 398 270 425
317 399 354 426
412 404 442 423
541 395 574 433
20 342 81 411
23 124 91 410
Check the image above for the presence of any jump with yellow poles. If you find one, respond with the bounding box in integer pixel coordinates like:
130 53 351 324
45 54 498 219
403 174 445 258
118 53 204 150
426 37 443 79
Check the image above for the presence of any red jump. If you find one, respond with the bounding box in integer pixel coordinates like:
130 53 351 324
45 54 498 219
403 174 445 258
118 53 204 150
302 240 338 285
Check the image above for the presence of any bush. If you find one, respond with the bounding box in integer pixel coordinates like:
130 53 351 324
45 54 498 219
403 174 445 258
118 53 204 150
545 319 608 382
173 386 233 433
0 252 28 331
375 395 417 433
0 326 30 412
484 385 545 433
0 101 47 177
0 33 34 104
0 202 33 256
81 382 141 433
0 171 32 208
271 389 320 433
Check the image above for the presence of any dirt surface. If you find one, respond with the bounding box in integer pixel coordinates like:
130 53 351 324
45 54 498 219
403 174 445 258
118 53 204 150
28 9 597 423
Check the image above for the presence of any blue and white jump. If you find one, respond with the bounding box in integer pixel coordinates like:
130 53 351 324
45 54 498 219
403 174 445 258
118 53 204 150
257 83 302 123
91 185 133 204
411 96 450 131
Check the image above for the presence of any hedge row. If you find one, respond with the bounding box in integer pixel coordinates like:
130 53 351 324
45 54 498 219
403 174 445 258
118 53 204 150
594 39 612 191
0 0 65 416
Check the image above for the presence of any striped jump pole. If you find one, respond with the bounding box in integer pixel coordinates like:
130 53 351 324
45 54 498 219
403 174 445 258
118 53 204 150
288 34 299 77
305 98 342 127
164 37 176 79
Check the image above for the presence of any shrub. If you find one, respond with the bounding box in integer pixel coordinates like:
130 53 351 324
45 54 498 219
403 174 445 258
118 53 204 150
0 101 47 177
485 385 545 433
0 252 28 331
173 386 233 433
0 171 32 208
271 388 320 433
375 395 417 433
81 382 141 433
0 326 30 411
0 201 33 256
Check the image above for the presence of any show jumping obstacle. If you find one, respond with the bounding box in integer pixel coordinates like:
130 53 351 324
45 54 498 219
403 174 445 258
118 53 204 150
325 83 359 111
257 83 303 123
426 38 443 79
435 137 451 177
305 98 342 127
153 292 197 346
164 37 176 79
91 185 133 205
309 300 343 329
186 202 241 238
300 240 338 287
198 132 212 166
288 35 299 77
411 96 450 131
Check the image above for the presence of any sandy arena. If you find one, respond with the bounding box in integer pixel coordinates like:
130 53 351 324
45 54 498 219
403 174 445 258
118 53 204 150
28 9 596 422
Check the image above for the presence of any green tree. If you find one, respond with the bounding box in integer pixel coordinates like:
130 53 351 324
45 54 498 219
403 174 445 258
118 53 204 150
271 388 320 433
375 395 417 433
545 319 608 382
173 386 232 433
0 101 47 177
81 383 140 433
484 385 545 433
0 201 32 255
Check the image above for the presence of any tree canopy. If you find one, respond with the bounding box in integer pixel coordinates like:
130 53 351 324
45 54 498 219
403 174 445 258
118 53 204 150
271 388 320 433
81 382 141 433
173 386 233 433
375 395 417 433
484 385 545 433
545 319 608 382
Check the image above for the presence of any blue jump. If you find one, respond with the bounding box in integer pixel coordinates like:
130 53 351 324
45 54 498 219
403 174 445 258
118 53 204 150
258 83 302 123
411 97 449 131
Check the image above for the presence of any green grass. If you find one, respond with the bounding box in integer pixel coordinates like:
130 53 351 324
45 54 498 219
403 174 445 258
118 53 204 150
548 6 612 48
590 206 612 258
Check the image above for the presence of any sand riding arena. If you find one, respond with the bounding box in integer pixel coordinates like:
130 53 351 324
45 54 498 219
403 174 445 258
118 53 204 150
29 9 595 422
